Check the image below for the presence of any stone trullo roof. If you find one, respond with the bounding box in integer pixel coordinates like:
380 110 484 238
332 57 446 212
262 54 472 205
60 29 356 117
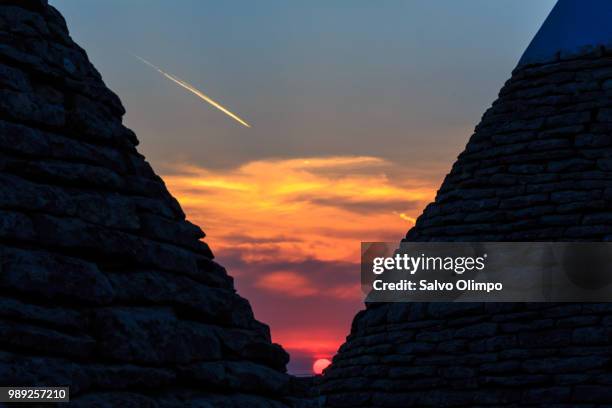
519 0 612 67
320 1 612 406
0 1 304 406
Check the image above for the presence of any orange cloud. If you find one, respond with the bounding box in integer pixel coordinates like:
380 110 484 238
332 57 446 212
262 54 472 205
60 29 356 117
161 155 437 373
255 271 318 297
162 155 434 263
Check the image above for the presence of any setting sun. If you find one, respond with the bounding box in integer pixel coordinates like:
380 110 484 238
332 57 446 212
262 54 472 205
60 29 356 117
313 358 332 375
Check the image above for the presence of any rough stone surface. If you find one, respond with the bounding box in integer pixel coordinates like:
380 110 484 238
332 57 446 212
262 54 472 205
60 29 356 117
320 50 612 406
0 1 309 406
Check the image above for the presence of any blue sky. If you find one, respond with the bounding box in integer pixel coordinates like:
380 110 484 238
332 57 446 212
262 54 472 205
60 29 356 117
51 0 555 173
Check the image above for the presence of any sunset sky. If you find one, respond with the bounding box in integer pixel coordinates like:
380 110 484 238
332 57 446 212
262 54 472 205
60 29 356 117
52 0 555 374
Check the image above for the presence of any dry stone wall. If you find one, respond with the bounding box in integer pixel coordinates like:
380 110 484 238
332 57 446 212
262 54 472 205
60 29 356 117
0 1 303 406
320 49 612 407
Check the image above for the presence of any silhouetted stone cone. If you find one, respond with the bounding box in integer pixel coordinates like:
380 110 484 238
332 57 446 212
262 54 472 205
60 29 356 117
320 1 612 406
0 1 308 406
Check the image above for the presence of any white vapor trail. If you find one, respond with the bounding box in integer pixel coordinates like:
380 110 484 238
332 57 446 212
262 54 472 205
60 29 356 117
133 54 251 128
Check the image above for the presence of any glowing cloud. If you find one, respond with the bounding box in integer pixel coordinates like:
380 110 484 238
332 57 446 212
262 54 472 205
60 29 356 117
161 155 438 374
133 55 251 128
256 271 318 297
162 156 434 265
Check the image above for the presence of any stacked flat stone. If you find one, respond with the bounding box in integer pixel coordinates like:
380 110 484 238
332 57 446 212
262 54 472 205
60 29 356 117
0 1 299 406
319 41 612 408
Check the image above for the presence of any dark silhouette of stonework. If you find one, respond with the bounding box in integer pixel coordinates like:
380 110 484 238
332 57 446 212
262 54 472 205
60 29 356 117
319 20 612 408
0 1 309 406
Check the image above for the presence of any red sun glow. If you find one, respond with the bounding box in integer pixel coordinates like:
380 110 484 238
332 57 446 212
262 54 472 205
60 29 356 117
313 358 332 375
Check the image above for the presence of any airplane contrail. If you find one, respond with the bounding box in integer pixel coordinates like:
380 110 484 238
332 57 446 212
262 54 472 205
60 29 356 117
133 54 251 128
